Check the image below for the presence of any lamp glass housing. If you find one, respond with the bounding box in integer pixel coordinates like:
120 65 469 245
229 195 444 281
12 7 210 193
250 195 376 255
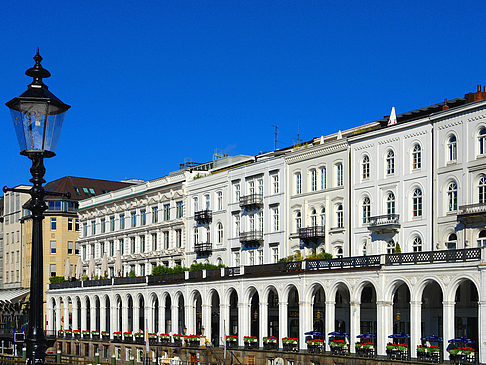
9 97 67 154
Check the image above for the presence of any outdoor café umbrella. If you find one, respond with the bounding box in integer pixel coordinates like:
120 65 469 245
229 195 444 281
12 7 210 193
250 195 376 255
88 256 95 279
75 256 83 279
114 250 122 277
64 257 72 280
100 253 108 278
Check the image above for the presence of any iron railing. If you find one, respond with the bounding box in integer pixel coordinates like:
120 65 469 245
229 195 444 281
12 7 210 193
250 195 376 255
239 230 263 242
367 214 400 227
148 272 185 285
239 194 263 207
385 248 481 265
306 255 381 270
245 261 302 275
458 202 486 215
83 278 112 287
194 210 212 223
298 226 325 239
49 281 82 290
113 276 146 285
194 242 212 254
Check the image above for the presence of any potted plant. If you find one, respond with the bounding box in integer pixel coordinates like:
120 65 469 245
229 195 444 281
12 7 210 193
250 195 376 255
64 329 72 338
134 331 144 344
173 334 183 346
159 333 171 345
101 330 109 339
307 338 324 353
263 336 278 350
123 331 133 342
283 337 298 351
91 330 100 339
360 342 375 357
244 336 258 349
57 329 64 337
226 335 237 348
82 329 90 338
73 329 80 338
113 331 122 342
148 333 158 345
185 334 200 347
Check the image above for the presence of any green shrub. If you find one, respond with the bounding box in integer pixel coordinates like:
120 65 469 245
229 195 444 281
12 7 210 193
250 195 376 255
394 243 401 253
152 265 189 276
49 276 65 284
189 263 225 271
128 270 136 278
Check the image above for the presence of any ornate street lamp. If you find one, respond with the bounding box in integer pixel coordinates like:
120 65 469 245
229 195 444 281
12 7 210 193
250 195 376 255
4 49 70 364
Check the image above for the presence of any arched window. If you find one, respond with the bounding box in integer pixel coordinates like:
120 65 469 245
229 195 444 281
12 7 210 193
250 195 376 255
478 127 486 155
335 246 343 259
320 207 326 227
362 155 370 180
295 172 302 194
310 209 317 227
448 135 457 162
387 240 396 254
479 175 486 204
446 233 457 250
336 204 343 228
217 222 223 244
386 150 395 175
412 236 422 252
447 181 458 212
412 144 422 169
206 226 211 243
295 211 301 232
362 241 367 256
362 197 371 224
193 197 199 213
477 230 486 247
310 169 317 191
216 257 223 266
413 188 423 217
336 163 343 186
387 192 396 216
193 227 199 245
320 167 327 189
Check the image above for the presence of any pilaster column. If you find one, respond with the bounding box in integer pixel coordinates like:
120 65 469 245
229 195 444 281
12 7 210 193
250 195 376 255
259 301 268 348
376 300 392 356
159 300 165 333
349 301 361 354
299 301 311 350
81 303 87 331
202 304 211 339
479 301 486 365
147 305 154 334
72 301 79 330
133 305 140 332
46 303 54 332
237 302 246 347
90 304 96 332
278 301 288 348
173 304 181 333
63 299 70 330
325 300 336 347
100 302 107 332
55 301 62 331
443 301 455 361
410 301 422 358
110 305 117 337
122 305 128 333
220 304 229 343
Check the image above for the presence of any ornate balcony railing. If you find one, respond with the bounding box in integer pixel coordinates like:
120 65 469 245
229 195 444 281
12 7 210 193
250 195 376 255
49 281 82 290
113 276 146 285
148 272 185 285
298 226 325 240
306 255 381 270
239 230 263 243
385 248 481 265
366 214 400 231
458 203 486 223
194 210 212 224
245 261 302 275
83 278 112 287
239 194 263 208
194 242 212 254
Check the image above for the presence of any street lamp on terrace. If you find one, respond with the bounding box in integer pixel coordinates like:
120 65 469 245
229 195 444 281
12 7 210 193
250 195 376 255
4 49 70 364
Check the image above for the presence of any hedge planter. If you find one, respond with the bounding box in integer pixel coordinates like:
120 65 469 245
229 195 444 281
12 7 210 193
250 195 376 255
264 343 278 350
123 333 133 343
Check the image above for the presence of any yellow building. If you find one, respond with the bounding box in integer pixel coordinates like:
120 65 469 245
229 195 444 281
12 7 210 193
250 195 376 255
20 176 133 320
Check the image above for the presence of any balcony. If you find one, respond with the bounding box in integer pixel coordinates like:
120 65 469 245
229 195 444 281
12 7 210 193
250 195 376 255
194 210 212 224
239 194 263 208
458 203 486 224
194 242 212 255
366 214 400 233
240 230 263 246
298 226 325 241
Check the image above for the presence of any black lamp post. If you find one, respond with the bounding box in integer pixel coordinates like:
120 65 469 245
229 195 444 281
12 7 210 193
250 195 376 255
4 49 70 364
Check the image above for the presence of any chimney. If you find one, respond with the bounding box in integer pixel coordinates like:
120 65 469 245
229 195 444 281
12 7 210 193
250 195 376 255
465 84 486 103
442 99 449 111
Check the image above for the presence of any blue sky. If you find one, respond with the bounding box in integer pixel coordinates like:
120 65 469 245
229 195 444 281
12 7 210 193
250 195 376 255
1 1 485 187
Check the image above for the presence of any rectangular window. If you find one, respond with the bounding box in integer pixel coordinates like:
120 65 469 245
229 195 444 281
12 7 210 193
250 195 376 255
258 179 263 194
51 218 57 231
141 210 146 225
258 250 263 265
140 235 145 253
321 167 327 189
68 218 73 231
151 233 157 251
91 220 96 235
272 174 279 194
119 239 124 255
50 264 56 277
337 163 343 186
234 213 241 236
130 237 136 253
152 207 158 223
110 216 115 231
217 191 223 210
176 201 183 218
101 218 106 233
176 229 182 248
234 251 240 266
110 241 114 256
235 183 241 202
83 223 88 236
163 204 170 220
131 212 136 227
68 241 73 255
120 214 125 229
16 250 19 263
75 242 80 255
50 240 56 254
82 246 86 260
296 173 302 194
163 231 169 249
272 207 279 232
249 251 255 266
101 242 105 255
249 181 255 194
272 247 279 263
91 243 95 258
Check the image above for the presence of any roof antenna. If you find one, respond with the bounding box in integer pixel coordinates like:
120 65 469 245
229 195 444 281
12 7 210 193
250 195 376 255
273 125 278 150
